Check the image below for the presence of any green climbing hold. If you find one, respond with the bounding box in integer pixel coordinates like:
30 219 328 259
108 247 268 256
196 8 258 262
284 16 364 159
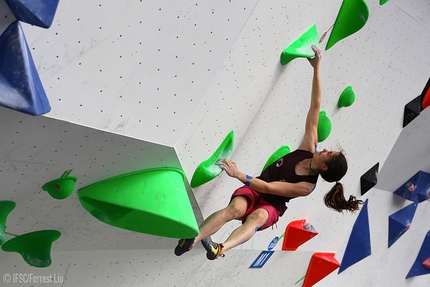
190 130 234 188
78 168 199 238
42 169 77 200
380 0 389 5
262 146 291 172
1 230 61 268
0 201 16 245
280 25 319 65
318 111 332 142
338 86 356 108
326 0 369 50
81 197 132 224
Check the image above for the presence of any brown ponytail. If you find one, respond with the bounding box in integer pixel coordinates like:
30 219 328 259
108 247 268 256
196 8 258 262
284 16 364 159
324 182 364 213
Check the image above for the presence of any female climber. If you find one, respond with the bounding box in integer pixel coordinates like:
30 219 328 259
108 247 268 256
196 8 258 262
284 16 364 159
174 45 363 260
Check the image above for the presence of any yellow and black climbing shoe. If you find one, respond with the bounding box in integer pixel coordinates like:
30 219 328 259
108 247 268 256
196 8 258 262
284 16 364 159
174 238 195 256
201 237 225 260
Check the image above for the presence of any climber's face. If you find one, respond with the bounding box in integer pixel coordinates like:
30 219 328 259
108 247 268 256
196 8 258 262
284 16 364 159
313 149 340 171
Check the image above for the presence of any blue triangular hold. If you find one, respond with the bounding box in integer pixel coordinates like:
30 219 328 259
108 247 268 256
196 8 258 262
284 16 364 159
417 172 430 202
339 199 371 274
406 230 430 278
388 202 418 247
5 0 60 29
0 21 50 115
394 170 430 203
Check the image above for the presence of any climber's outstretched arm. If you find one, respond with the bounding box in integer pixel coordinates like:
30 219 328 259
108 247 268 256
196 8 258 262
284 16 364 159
298 45 322 153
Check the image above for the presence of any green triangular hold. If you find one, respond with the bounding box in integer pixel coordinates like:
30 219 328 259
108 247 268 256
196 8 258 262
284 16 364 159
280 25 319 65
81 197 132 224
338 86 356 107
380 0 389 5
0 201 16 245
318 111 332 142
326 0 369 50
262 146 291 172
78 168 199 239
1 230 61 268
191 130 234 188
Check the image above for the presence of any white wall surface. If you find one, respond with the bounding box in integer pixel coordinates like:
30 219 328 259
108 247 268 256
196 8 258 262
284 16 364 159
0 0 429 286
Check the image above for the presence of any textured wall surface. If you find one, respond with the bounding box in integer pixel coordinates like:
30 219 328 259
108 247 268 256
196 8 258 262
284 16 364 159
0 0 429 286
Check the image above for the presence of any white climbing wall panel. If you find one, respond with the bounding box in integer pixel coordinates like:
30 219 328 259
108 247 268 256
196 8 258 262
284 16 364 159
378 108 430 193
22 0 261 146
0 0 429 286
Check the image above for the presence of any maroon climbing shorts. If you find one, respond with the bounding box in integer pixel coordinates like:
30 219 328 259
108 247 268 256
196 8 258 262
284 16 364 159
230 185 280 231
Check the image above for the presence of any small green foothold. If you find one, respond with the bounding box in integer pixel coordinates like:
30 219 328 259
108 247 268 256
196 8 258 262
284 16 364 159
317 111 332 142
1 230 61 268
338 86 356 108
295 275 306 285
262 146 291 172
380 0 389 5
0 201 16 245
326 0 369 50
42 169 77 200
280 25 319 65
191 130 234 188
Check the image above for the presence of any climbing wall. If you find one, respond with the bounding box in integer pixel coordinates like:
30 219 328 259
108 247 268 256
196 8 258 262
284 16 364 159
0 0 429 286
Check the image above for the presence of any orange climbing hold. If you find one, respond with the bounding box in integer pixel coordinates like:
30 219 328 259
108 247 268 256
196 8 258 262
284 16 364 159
282 219 318 251
303 252 341 287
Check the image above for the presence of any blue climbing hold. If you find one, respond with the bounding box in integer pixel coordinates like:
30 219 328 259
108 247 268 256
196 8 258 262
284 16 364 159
406 231 430 278
388 202 418 248
5 0 60 29
394 170 430 203
0 21 50 115
338 199 371 273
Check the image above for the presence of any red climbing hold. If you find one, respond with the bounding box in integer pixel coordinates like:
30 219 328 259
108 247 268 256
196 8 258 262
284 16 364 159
303 252 341 287
282 219 318 251
422 86 430 110
423 257 430 269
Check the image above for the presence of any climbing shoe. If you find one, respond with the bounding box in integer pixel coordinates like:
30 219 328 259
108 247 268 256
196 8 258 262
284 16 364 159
201 237 224 260
174 238 195 256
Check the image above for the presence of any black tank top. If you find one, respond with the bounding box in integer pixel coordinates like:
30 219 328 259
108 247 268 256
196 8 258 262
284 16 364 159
257 149 318 216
